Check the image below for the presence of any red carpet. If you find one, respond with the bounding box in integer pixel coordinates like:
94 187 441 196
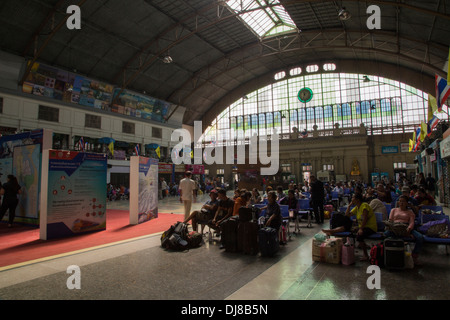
0 210 182 268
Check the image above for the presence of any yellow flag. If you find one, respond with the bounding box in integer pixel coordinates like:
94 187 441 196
420 122 427 142
155 146 161 158
428 95 438 121
409 139 414 152
108 142 114 156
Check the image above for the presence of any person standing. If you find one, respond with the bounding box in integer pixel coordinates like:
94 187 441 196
179 171 196 221
0 175 22 228
161 178 168 199
425 173 436 199
310 175 325 224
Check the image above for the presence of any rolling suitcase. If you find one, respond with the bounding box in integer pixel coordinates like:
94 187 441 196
258 227 279 257
384 238 405 269
238 221 259 255
221 216 240 252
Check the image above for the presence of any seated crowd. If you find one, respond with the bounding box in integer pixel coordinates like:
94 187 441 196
183 175 441 264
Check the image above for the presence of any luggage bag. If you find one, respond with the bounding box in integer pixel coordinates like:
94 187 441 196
221 217 240 252
258 227 279 256
384 238 405 269
341 237 355 265
238 221 259 255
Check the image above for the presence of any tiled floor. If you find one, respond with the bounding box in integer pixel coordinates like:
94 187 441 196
0 193 449 300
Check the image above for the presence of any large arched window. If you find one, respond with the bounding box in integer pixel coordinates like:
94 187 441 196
200 72 449 144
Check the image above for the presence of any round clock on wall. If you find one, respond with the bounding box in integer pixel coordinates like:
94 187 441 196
298 87 313 103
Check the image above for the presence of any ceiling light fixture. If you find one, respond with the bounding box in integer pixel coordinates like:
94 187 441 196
338 7 351 21
363 75 371 82
163 54 173 64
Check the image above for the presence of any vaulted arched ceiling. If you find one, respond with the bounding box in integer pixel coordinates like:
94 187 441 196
0 0 448 125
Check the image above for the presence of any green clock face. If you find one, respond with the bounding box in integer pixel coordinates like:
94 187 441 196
298 87 313 103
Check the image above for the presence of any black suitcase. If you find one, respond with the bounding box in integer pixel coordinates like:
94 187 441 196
221 217 240 252
384 238 405 269
258 227 279 257
238 221 259 255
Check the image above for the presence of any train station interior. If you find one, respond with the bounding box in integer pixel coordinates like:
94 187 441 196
0 0 449 308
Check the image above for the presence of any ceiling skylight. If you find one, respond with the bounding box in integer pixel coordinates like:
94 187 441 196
225 0 298 39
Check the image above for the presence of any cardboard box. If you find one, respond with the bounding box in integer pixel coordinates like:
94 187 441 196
312 238 343 264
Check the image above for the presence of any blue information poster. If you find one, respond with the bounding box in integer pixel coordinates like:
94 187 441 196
45 150 107 239
0 128 48 225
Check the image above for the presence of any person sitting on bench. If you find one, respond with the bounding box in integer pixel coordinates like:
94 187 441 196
385 195 424 266
184 189 219 232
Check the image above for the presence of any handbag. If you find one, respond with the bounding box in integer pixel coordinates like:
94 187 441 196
383 220 409 237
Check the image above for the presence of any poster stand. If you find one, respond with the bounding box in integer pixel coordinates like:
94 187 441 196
39 149 107 240
129 156 159 225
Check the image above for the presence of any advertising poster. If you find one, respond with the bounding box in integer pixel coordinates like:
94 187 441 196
185 164 205 175
112 89 170 123
22 61 113 110
0 158 13 181
130 156 158 225
0 129 51 225
12 144 41 220
44 150 107 239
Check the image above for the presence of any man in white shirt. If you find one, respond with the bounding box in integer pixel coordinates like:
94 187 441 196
179 171 196 220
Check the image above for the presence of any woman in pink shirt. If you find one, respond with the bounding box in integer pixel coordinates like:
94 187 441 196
384 195 423 266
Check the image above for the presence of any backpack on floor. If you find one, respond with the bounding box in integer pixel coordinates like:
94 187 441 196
369 242 384 268
187 231 203 248
161 222 189 250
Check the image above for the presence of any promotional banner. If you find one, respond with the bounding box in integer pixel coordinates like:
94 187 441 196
0 128 52 225
112 89 170 122
130 156 158 225
22 61 171 123
22 61 113 110
185 164 205 175
41 150 107 240
13 144 41 220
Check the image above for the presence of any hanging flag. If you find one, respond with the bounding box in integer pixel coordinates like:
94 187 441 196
436 75 450 112
79 137 85 151
135 144 140 156
408 139 414 152
108 142 114 156
155 146 161 158
428 115 440 132
419 122 427 142
413 127 421 152
428 95 438 122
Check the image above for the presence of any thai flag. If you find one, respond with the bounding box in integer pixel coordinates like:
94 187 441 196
428 115 440 133
413 127 421 152
79 137 85 151
135 144 140 155
436 75 450 112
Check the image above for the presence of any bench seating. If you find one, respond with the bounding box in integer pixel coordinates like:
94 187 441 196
330 211 450 254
